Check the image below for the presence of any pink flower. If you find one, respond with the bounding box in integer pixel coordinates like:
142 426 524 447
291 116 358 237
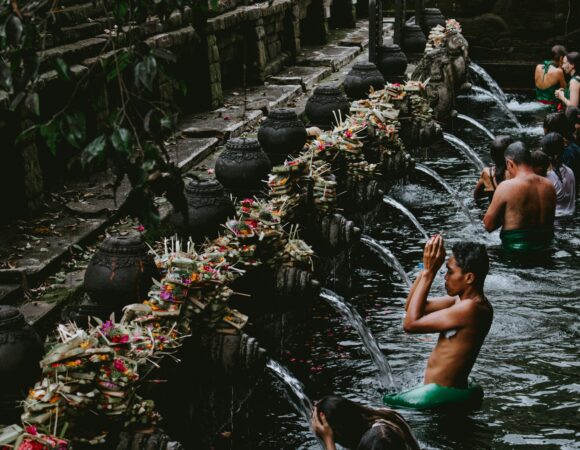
25 426 37 435
111 334 129 344
113 359 127 373
160 290 173 301
101 320 114 334
135 224 145 232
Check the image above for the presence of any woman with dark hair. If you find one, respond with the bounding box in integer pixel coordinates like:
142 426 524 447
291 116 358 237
473 135 513 200
555 51 580 108
535 45 567 110
543 111 580 179
311 395 420 450
541 132 576 218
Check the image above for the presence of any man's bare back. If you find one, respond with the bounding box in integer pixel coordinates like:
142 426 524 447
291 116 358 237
484 169 556 231
424 297 493 388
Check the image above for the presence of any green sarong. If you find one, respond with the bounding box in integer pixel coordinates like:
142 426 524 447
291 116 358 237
535 61 559 111
500 227 553 252
383 383 483 410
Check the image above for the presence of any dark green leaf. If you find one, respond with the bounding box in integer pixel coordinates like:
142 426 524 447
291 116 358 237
0 59 12 91
61 111 86 149
54 57 71 81
113 0 130 22
24 92 40 116
134 55 157 92
81 135 106 168
17 52 40 90
5 14 23 47
40 121 61 156
106 51 132 82
111 127 133 156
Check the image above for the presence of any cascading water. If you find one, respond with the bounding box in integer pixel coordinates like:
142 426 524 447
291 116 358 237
471 86 522 129
266 359 314 425
320 288 397 391
360 235 412 288
443 132 486 172
414 163 476 225
469 62 508 102
382 196 429 240
456 113 495 140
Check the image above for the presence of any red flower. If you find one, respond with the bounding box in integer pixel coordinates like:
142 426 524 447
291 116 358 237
113 359 127 373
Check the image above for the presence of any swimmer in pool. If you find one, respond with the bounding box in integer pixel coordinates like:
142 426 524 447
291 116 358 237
384 236 493 409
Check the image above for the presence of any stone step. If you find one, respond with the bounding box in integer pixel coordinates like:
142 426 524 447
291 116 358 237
268 66 332 91
295 45 361 71
223 84 303 112
0 284 23 305
168 137 220 173
48 2 106 28
46 21 106 47
40 37 108 72
180 108 263 140
0 177 131 288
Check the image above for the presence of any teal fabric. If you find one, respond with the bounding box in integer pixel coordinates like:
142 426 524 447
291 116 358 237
383 383 483 410
500 227 553 252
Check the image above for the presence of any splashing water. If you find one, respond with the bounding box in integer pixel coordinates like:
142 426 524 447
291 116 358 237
320 288 397 391
456 114 496 140
267 359 314 425
471 86 522 129
469 62 508 102
443 132 486 171
360 235 413 288
506 99 550 113
382 196 429 240
414 163 476 225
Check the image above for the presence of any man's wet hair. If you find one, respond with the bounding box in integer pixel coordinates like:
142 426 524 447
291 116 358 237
543 112 572 138
504 141 531 166
452 242 489 290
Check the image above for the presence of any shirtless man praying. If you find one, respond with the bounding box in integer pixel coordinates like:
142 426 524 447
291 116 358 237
383 236 493 409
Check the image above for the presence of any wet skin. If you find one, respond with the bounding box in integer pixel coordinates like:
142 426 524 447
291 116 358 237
404 236 493 388
483 161 556 231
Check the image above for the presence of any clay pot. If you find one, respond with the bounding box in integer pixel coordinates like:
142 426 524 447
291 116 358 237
0 306 43 424
215 138 271 192
422 8 446 35
305 85 350 130
402 24 427 54
257 109 307 165
175 178 235 240
84 234 160 313
343 62 385 100
376 44 408 82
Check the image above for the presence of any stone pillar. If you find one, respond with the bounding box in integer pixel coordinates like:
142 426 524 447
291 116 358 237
206 33 224 108
394 0 405 45
19 114 44 216
368 0 383 63
254 18 268 83
414 0 424 31
289 4 302 56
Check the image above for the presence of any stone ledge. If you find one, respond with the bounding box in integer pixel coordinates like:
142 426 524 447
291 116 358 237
168 137 220 172
268 66 333 91
180 109 263 139
295 45 361 71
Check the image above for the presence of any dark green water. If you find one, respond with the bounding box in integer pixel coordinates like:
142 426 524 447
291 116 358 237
249 96 580 449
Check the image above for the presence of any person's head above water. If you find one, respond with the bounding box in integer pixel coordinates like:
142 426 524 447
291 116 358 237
356 423 408 450
531 149 550 177
541 132 565 161
445 242 489 295
314 395 418 449
551 44 567 67
563 51 579 75
504 141 532 176
489 135 514 181
543 112 571 138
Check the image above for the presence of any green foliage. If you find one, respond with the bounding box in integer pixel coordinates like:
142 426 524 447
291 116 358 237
0 0 203 225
